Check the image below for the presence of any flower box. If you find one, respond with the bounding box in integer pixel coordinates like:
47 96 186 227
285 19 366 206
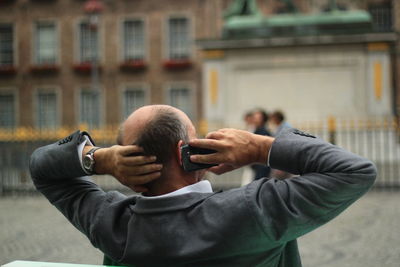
163 59 192 70
120 59 147 72
0 65 16 75
73 62 101 74
30 64 59 74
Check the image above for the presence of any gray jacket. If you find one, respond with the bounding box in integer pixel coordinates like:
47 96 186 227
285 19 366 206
29 128 377 267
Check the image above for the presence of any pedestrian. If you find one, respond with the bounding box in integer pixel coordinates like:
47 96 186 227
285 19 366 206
251 108 272 180
270 110 291 136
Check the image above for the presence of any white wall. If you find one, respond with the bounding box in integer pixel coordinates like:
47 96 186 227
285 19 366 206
203 44 392 129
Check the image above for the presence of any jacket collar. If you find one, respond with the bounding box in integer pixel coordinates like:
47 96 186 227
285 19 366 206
140 180 213 199
132 181 215 214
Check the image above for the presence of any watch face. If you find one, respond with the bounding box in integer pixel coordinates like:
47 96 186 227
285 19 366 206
83 155 93 171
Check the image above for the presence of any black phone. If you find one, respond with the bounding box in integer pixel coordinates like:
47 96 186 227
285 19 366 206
180 144 217 172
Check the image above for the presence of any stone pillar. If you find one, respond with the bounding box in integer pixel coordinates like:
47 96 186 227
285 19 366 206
201 50 226 133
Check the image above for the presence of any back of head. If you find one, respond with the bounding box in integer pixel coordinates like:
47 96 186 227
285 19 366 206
134 108 189 164
254 108 269 126
118 105 201 195
271 110 285 124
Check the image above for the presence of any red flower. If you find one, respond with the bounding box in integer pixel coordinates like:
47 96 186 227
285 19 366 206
73 62 101 74
120 59 147 71
163 59 192 70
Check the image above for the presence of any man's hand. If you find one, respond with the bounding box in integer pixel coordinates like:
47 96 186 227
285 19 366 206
189 128 274 175
83 145 162 192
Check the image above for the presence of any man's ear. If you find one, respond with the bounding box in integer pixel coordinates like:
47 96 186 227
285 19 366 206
176 140 184 166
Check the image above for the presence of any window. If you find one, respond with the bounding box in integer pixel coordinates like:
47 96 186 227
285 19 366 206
78 21 99 63
0 24 13 66
123 19 145 61
35 22 57 64
122 87 146 119
80 89 100 128
0 93 15 129
369 3 393 32
36 90 58 129
168 86 192 118
167 17 190 59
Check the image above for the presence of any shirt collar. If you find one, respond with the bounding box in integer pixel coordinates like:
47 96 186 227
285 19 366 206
140 180 213 199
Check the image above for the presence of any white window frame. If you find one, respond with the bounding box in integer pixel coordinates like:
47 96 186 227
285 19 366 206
32 20 59 65
120 16 147 62
77 86 104 129
75 18 103 64
120 83 150 120
0 22 15 66
163 14 194 60
0 88 18 129
164 82 196 120
33 86 61 130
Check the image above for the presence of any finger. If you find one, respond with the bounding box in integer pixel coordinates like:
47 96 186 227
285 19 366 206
121 164 162 176
190 153 224 164
132 185 148 193
219 128 232 133
189 139 224 151
119 145 144 156
122 155 157 166
126 171 161 185
208 164 235 175
205 131 225 140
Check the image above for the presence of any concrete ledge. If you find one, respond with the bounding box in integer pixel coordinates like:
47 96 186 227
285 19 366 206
1 261 114 267
197 32 398 50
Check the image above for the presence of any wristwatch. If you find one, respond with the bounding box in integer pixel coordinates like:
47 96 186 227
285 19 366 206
83 147 101 175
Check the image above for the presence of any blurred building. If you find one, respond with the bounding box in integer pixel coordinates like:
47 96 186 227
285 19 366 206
0 0 229 135
199 0 399 128
0 0 398 136
0 0 399 193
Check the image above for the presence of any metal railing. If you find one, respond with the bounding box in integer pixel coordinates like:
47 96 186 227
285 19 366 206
296 117 399 189
0 117 399 195
209 117 400 190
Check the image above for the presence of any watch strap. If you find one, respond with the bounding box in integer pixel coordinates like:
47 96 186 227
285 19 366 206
84 147 102 174
87 147 101 157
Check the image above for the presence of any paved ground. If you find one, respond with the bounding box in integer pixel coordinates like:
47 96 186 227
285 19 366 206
0 191 399 266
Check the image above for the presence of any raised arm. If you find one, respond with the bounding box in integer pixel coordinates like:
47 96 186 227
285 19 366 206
30 131 162 191
190 128 377 243
83 144 162 192
29 130 161 260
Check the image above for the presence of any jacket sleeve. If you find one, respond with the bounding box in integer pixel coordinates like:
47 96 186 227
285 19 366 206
245 128 377 244
29 131 128 259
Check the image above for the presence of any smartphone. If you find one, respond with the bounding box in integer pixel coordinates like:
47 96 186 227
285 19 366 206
180 144 217 172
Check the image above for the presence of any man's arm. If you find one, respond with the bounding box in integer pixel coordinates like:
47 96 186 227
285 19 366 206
83 145 162 192
29 131 161 260
190 128 377 243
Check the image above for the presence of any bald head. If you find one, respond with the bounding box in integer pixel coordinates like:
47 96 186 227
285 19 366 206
118 105 196 164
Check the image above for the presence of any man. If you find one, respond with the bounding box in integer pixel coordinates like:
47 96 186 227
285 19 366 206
270 110 291 136
243 110 256 133
30 105 377 267
251 108 272 180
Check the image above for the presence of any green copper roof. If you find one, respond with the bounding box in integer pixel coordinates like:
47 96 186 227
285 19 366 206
269 10 370 27
223 0 372 38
